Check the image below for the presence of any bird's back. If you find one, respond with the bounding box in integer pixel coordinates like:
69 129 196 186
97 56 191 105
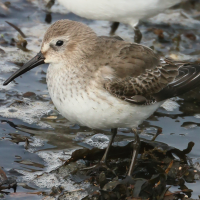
90 36 200 106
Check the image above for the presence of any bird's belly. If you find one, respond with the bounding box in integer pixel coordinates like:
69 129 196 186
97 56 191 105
49 87 163 129
57 0 181 25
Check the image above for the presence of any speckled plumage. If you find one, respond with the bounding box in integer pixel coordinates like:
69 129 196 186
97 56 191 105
40 20 200 129
104 61 179 104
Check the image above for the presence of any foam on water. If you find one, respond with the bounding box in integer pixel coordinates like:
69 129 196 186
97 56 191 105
37 151 71 172
27 137 45 153
16 150 70 181
194 114 200 119
84 133 109 149
84 133 131 149
0 98 54 127
0 45 38 91
16 169 73 190
0 79 15 91
161 99 180 112
31 137 45 147
0 46 29 90
0 61 18 73
194 162 200 172
16 149 89 199
0 45 36 63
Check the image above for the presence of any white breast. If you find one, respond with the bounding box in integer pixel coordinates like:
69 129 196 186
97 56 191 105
46 64 164 129
57 0 181 26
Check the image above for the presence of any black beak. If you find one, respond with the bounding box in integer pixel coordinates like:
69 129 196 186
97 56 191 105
3 51 45 86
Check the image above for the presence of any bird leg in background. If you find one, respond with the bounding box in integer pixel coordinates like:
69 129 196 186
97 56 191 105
127 128 140 176
134 26 142 43
110 22 120 35
46 0 55 9
45 0 55 23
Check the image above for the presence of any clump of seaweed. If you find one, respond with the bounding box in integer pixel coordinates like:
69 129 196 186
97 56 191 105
38 133 199 200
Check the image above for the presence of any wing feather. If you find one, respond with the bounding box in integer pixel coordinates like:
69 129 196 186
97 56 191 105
104 62 180 104
95 36 200 104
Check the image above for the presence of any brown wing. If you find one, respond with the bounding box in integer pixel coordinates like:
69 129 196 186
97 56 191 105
95 37 200 104
96 37 160 79
104 60 180 104
113 43 160 78
96 38 178 104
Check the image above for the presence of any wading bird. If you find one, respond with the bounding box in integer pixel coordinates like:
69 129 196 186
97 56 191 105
4 20 200 176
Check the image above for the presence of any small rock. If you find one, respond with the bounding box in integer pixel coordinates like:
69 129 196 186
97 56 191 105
50 185 64 196
0 48 5 54
24 138 29 149
45 116 57 120
0 167 7 183
22 92 36 98
15 155 22 159
184 32 196 41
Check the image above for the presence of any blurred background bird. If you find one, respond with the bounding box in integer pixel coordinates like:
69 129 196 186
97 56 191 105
46 0 186 43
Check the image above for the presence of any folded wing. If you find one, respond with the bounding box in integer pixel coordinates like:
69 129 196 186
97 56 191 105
98 37 200 104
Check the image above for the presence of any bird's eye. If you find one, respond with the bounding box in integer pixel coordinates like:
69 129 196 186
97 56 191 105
56 40 64 46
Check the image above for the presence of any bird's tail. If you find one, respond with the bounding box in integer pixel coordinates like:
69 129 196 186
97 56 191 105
153 63 200 101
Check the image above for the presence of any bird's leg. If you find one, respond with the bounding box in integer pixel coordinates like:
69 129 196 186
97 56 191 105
133 26 142 43
46 0 55 9
127 128 140 176
81 128 117 172
45 0 55 24
100 128 118 164
110 22 120 35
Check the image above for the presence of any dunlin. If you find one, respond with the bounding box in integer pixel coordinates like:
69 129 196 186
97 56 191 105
56 0 182 42
3 20 200 175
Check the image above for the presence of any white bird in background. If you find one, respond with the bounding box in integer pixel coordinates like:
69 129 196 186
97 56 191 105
55 0 182 43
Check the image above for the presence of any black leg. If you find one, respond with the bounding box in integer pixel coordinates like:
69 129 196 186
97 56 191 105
110 22 120 35
133 26 142 43
100 128 118 164
46 0 55 9
127 128 140 176
81 128 117 172
45 13 52 24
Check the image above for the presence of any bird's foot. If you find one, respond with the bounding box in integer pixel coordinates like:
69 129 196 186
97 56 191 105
81 162 108 171
134 27 142 43
81 162 115 176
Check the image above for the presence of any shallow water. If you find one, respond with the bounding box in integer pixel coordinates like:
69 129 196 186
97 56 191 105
0 0 200 199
